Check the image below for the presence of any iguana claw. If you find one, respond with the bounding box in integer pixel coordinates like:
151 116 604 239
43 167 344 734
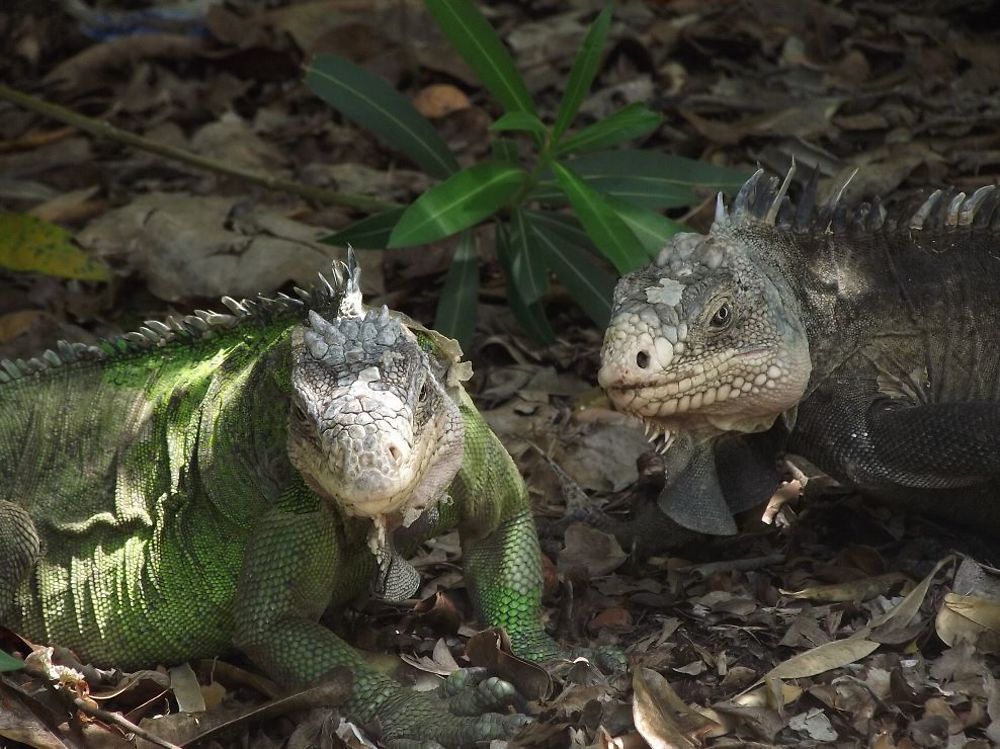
565 645 629 675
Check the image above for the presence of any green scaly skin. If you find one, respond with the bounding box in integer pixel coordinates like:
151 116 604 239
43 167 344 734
0 269 621 748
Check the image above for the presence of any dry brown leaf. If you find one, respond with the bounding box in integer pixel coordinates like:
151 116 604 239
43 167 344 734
632 676 696 748
869 555 955 637
936 593 1000 653
558 524 627 578
75 193 342 301
413 84 471 119
755 637 880 685
0 680 72 749
632 667 721 748
780 572 908 603
464 628 552 701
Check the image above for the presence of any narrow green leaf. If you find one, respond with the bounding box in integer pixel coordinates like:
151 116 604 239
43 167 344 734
306 54 458 179
532 150 749 210
496 222 554 342
604 196 685 256
490 111 548 139
388 163 528 247
0 650 24 672
0 213 110 281
552 6 612 139
491 136 519 164
508 208 548 304
551 161 647 274
323 207 406 249
425 0 536 115
525 211 615 326
556 102 662 155
434 230 479 348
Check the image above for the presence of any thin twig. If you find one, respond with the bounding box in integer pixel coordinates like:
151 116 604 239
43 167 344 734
0 83 399 213
67 694 185 749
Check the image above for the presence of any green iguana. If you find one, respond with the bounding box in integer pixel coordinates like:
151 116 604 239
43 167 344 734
597 165 1000 543
0 250 620 747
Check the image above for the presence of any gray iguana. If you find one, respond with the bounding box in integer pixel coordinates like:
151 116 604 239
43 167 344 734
0 250 619 747
597 165 1000 542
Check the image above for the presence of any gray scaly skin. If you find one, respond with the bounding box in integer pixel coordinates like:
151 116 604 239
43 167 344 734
598 166 1000 539
0 251 621 748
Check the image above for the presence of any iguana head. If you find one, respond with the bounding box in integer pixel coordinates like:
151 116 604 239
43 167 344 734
287 264 464 523
598 198 812 442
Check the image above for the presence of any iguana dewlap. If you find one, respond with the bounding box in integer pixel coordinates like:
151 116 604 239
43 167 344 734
599 166 1000 537
0 251 619 748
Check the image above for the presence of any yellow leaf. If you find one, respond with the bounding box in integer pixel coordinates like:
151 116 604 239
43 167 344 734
0 212 109 281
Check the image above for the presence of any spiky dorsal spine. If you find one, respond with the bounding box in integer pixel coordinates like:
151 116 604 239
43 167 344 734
713 162 1000 236
0 258 356 385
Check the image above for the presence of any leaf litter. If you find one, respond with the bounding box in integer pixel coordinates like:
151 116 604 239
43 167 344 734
3 0 1000 747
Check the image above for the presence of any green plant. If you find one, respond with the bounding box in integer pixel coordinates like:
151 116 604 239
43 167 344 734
305 2 746 345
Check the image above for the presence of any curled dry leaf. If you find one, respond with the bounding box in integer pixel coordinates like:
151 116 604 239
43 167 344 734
465 628 552 701
631 667 721 748
935 593 1000 653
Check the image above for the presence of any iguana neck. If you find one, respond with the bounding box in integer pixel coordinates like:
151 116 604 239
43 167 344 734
729 224 879 392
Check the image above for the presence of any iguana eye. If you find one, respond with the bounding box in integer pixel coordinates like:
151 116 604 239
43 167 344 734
710 301 733 329
292 403 309 423
418 381 430 404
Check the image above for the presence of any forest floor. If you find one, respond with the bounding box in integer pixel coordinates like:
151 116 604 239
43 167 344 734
2 1 1000 747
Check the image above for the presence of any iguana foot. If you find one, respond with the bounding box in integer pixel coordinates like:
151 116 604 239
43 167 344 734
370 674 529 749
438 666 525 715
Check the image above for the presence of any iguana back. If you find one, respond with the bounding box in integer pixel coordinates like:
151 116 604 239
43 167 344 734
1 312 296 665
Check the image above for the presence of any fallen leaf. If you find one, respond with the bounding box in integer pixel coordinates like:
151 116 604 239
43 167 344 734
0 213 109 281
756 637 880 684
788 707 837 741
465 628 552 701
169 663 206 713
558 524 627 578
588 607 633 633
413 84 471 119
76 193 341 301
632 667 720 748
936 593 1000 653
781 572 908 603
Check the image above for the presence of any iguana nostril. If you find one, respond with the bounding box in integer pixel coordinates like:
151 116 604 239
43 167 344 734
388 444 403 463
636 351 650 369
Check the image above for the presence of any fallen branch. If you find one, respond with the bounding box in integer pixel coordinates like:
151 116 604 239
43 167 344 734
0 83 398 213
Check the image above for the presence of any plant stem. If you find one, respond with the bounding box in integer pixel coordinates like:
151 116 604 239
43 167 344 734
0 83 398 213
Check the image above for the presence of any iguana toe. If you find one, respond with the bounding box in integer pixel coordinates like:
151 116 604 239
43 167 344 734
379 709 528 748
454 712 531 745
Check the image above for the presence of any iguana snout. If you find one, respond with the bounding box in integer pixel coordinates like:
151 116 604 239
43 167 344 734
599 230 811 436
289 308 464 519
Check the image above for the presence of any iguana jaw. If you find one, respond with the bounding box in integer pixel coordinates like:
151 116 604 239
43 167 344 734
598 231 811 437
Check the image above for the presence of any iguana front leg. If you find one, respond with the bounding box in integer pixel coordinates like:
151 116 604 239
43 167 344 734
793 372 1000 492
0 501 40 618
233 484 525 748
455 402 626 673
